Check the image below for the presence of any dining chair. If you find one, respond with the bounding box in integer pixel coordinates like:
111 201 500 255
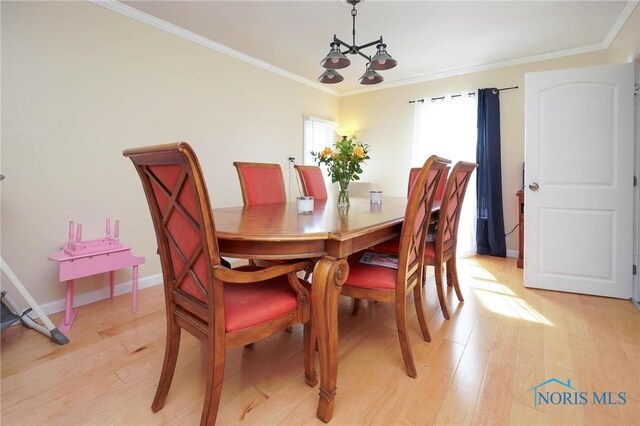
233 161 293 271
372 165 449 256
294 165 328 200
426 161 477 319
374 161 477 319
341 155 450 378
233 161 287 206
123 143 316 425
408 165 449 203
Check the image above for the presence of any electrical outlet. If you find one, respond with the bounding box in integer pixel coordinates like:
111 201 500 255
288 156 295 163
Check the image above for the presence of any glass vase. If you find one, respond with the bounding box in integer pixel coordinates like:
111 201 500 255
337 179 350 207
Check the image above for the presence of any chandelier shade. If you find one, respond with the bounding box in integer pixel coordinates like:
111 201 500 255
321 42 351 69
318 69 344 84
358 64 383 85
317 0 396 85
370 43 398 70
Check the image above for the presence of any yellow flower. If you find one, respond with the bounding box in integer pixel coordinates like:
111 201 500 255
353 146 364 159
320 147 333 160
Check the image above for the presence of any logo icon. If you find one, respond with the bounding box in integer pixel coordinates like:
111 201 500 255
528 378 578 407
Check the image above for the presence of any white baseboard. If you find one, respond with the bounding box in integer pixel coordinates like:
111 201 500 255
40 273 163 316
38 259 246 316
506 249 518 258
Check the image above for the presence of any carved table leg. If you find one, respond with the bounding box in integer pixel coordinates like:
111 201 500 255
312 256 348 423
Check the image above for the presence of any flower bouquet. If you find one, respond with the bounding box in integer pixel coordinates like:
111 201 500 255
312 136 370 207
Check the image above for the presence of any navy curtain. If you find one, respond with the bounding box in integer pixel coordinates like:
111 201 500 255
476 88 506 257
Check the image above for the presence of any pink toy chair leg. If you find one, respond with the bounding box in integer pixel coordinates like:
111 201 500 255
60 280 77 333
109 271 115 299
132 265 138 313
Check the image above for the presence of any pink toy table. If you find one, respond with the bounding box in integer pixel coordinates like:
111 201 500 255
48 246 145 332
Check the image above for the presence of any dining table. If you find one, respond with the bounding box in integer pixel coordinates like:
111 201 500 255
213 195 408 422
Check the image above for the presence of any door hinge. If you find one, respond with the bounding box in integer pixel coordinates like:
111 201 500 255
635 176 637 187
634 265 637 275
635 84 639 96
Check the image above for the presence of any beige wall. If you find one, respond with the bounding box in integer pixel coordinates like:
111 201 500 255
1 1 638 309
0 2 337 308
338 4 639 254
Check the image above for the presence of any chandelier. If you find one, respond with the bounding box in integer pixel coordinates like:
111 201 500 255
318 0 397 85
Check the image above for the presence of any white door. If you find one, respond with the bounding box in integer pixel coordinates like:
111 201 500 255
524 63 635 298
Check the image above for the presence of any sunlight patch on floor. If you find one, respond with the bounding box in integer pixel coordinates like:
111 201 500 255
469 272 553 326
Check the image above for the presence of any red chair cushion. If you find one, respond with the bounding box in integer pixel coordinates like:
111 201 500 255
374 238 435 263
344 252 397 290
424 242 435 263
224 277 301 332
373 238 400 255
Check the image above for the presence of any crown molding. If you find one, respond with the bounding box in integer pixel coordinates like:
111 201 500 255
340 42 607 97
90 0 339 97
603 0 639 48
92 0 637 99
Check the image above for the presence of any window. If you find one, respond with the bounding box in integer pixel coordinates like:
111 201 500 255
303 116 336 165
412 94 478 256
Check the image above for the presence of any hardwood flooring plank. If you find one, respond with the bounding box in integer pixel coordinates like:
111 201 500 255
471 341 518 425
434 346 490 426
2 258 639 425
509 400 547 425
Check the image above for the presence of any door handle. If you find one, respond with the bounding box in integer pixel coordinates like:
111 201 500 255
529 182 539 191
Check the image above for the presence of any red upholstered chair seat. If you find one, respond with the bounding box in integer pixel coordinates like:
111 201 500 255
423 243 435 262
345 252 398 291
224 278 300 332
373 238 400 255
371 239 436 264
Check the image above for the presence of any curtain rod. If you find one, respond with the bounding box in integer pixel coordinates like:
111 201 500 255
408 86 519 104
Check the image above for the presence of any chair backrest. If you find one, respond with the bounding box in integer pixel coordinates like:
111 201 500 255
294 165 328 200
233 162 287 206
397 156 451 294
436 161 478 255
124 143 222 334
408 166 449 204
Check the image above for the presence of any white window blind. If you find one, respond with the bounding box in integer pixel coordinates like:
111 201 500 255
303 116 337 165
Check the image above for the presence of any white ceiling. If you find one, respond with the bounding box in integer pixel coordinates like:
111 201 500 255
112 0 638 96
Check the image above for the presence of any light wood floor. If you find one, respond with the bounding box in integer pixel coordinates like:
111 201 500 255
1 256 639 425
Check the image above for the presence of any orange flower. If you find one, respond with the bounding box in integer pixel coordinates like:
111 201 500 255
319 147 333 160
353 146 365 159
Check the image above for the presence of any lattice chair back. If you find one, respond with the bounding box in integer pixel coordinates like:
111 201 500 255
124 142 222 328
397 155 451 294
124 143 316 425
408 165 449 203
435 161 478 256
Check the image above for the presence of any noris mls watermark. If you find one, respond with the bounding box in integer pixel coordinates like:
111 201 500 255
528 378 627 407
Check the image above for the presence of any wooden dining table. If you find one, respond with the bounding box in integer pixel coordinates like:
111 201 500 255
213 196 408 422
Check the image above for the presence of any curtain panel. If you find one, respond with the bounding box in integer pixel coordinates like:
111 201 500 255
476 88 506 257
412 96 478 256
